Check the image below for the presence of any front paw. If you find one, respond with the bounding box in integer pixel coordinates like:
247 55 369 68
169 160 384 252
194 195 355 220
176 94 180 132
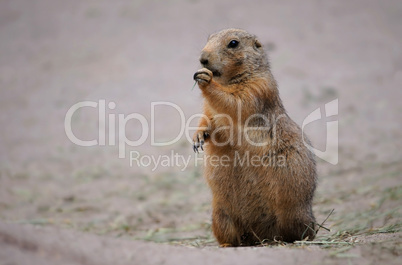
193 68 213 86
192 130 210 153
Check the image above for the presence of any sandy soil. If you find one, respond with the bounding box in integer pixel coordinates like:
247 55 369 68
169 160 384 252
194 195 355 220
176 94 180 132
0 0 401 264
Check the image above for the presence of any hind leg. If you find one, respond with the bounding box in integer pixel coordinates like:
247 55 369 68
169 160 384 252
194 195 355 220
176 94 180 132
212 208 241 247
276 210 316 242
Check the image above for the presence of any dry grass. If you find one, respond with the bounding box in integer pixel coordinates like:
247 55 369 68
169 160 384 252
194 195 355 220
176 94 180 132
3 155 401 259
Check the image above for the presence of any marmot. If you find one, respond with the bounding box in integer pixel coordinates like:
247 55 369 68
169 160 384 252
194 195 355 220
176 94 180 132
192 29 317 246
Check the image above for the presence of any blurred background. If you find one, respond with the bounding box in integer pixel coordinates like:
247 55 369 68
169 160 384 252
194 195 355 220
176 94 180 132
0 0 401 249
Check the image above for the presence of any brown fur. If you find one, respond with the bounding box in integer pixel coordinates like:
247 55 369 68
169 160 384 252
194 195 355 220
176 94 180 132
193 29 317 246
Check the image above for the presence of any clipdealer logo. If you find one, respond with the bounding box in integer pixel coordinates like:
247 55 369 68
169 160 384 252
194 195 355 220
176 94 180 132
302 99 338 165
64 99 339 169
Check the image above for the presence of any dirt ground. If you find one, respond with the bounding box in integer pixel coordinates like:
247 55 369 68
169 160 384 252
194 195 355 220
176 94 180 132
0 0 401 264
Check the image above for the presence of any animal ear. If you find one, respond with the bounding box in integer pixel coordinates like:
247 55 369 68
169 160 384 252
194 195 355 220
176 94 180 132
254 39 262 48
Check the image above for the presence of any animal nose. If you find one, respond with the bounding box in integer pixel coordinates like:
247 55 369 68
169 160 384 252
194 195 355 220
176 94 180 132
199 51 209 66
200 57 209 66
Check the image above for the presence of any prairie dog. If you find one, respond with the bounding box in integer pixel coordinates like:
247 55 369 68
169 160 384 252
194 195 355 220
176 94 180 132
193 28 317 246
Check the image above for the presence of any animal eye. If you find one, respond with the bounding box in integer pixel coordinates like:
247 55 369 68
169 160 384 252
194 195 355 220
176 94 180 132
227 40 239 48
